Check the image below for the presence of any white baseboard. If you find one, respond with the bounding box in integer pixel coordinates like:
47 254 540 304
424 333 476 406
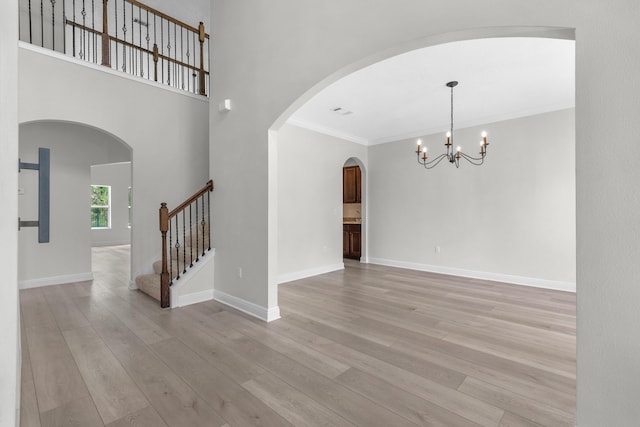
213 289 281 322
173 289 214 308
278 263 344 284
367 258 576 292
91 241 131 247
19 272 94 289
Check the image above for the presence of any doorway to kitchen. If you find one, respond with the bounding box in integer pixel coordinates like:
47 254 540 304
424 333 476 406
343 158 363 261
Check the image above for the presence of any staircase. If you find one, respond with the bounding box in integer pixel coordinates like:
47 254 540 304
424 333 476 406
135 180 214 307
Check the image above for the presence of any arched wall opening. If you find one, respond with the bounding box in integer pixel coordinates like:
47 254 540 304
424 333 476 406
267 25 575 312
18 120 133 288
343 157 367 262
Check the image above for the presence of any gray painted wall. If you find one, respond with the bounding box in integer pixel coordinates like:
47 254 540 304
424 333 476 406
0 0 20 424
368 109 576 287
277 124 368 281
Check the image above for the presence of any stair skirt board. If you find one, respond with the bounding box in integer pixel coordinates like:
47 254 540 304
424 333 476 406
171 289 214 308
169 248 215 308
19 272 95 289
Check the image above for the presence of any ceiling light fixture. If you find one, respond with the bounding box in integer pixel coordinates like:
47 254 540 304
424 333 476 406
415 81 489 169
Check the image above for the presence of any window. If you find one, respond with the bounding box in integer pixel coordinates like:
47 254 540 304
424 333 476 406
128 187 132 227
91 185 111 229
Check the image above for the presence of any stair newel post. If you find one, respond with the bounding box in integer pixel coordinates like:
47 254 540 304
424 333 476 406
101 0 110 66
198 21 206 96
159 202 170 308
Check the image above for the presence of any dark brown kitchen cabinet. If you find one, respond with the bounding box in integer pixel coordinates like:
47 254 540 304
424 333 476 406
343 166 361 203
343 224 361 260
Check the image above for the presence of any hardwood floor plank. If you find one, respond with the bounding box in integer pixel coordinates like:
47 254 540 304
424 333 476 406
105 405 168 427
39 396 104 427
25 323 90 414
242 372 356 427
150 337 295 427
336 367 485 427
62 326 149 424
214 310 351 379
72 298 227 427
458 376 575 426
499 412 544 427
20 288 56 328
20 378 41 427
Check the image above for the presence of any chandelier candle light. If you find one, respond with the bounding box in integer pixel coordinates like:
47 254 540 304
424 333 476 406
415 81 489 169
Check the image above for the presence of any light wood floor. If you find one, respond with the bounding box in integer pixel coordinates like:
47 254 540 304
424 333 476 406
20 246 576 426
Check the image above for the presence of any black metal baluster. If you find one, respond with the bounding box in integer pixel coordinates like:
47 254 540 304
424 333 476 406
180 26 184 90
62 0 65 54
130 2 134 75
166 20 170 85
81 0 86 59
182 210 186 274
28 0 33 44
185 31 190 92
192 32 196 93
121 0 126 71
91 0 95 63
72 0 75 56
160 17 164 82
174 216 180 280
40 0 44 47
195 198 199 262
207 189 211 251
114 0 118 70
173 22 177 87
169 218 173 284
138 6 142 77
145 10 150 79
201 194 206 256
189 204 193 267
50 0 55 50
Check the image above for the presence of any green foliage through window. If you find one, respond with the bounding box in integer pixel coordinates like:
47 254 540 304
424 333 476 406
91 185 110 228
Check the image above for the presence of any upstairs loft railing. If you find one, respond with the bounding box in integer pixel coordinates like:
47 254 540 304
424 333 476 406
18 0 210 96
159 180 214 308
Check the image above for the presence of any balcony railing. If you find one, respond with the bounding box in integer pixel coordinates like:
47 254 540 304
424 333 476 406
19 0 210 96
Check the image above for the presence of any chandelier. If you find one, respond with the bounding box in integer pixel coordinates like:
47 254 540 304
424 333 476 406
415 81 489 169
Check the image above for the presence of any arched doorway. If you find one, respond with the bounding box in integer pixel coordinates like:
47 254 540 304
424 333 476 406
343 157 366 262
18 120 133 289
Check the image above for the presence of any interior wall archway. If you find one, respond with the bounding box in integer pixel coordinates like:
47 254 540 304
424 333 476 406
18 120 133 287
267 26 575 309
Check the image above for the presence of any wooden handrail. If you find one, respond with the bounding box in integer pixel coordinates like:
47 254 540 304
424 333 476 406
169 180 214 218
159 180 214 308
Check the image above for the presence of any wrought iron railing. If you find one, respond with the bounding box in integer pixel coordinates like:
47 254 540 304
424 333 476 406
159 180 213 308
19 0 210 96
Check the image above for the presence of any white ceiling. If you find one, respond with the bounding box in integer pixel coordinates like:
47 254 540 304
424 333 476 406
288 37 575 145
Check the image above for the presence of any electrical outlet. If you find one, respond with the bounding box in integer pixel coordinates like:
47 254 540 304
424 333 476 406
237 267 243 278
435 246 441 254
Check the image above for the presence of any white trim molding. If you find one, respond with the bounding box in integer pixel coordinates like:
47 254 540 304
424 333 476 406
19 272 94 289
367 258 576 292
278 263 345 284
213 289 281 322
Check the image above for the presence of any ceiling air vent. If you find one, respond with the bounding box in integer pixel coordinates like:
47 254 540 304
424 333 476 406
331 107 353 115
